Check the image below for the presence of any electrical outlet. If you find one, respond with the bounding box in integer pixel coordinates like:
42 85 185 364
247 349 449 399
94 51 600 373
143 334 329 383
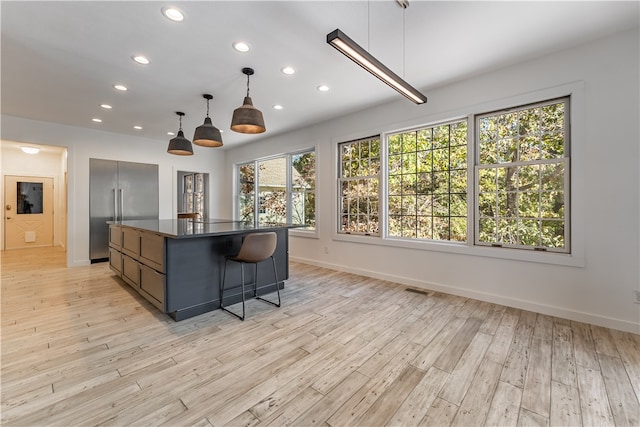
634 290 640 304
323 246 329 255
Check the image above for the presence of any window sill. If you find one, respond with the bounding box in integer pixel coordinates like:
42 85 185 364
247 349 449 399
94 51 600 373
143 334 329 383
290 228 319 239
332 232 584 267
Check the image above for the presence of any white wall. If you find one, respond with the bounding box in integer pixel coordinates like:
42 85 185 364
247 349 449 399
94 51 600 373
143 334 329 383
224 29 640 333
0 120 226 267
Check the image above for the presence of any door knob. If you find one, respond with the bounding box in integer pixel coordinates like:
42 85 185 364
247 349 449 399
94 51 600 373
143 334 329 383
5 204 11 210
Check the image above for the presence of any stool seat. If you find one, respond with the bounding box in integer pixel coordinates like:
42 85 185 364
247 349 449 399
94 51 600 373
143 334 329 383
220 232 281 320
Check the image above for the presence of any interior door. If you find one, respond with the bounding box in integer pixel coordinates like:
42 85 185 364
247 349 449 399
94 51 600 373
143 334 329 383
4 175 54 249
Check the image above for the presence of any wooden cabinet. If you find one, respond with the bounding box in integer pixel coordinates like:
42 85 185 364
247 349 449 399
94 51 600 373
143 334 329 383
122 228 140 259
140 231 164 273
109 224 165 310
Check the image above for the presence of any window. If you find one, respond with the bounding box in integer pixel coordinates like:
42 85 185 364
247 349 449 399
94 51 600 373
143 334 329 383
237 148 316 230
336 96 571 255
387 120 467 241
338 136 380 235
17 182 43 214
291 151 316 228
476 98 569 252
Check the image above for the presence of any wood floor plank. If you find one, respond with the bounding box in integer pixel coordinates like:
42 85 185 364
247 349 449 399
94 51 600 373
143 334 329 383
576 363 615 426
500 314 535 388
291 370 370 426
610 329 640 400
597 353 640 427
437 332 493 405
485 381 523 427
450 358 503 426
418 397 459 427
2 248 639 427
551 322 577 387
517 408 549 427
550 380 582 426
355 365 426 426
385 366 449 427
521 337 552 418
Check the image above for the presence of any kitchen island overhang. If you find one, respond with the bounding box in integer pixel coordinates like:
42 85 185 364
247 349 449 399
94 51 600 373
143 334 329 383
108 219 303 321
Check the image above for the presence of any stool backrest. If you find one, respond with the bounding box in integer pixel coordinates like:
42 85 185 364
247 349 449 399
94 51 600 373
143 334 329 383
235 232 277 263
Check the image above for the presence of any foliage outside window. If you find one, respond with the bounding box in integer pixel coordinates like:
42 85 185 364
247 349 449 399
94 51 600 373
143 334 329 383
338 136 380 235
237 149 316 230
387 120 467 241
291 151 316 228
476 98 569 252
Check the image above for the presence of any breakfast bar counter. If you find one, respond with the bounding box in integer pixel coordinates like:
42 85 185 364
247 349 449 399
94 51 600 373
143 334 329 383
108 219 299 320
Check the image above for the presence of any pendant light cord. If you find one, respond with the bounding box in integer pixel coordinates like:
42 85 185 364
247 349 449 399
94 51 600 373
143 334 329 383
179 114 183 131
246 74 251 97
403 6 406 78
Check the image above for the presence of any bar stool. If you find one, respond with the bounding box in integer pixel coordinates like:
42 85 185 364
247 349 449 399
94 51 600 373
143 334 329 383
220 232 281 320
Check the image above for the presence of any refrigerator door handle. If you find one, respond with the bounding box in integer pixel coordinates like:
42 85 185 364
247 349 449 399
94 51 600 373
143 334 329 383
119 189 124 221
113 188 118 221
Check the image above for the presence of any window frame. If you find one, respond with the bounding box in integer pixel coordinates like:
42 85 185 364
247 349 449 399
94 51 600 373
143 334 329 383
384 118 470 243
474 97 571 253
332 82 585 267
337 135 381 236
235 147 317 235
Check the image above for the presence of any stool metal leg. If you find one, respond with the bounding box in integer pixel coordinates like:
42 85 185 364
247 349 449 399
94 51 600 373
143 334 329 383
220 259 246 321
256 255 281 307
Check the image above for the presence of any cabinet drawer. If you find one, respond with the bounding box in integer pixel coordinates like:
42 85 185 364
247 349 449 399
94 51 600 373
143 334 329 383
140 263 165 310
122 228 140 259
140 232 165 273
122 254 140 289
109 247 122 275
109 225 122 249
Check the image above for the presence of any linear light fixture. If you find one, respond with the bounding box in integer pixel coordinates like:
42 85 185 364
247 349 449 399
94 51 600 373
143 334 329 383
326 28 427 104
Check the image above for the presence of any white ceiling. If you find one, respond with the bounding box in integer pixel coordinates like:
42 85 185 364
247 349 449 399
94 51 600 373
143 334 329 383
1 1 638 149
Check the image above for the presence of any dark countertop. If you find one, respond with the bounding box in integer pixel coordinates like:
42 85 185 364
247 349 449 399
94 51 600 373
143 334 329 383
111 219 303 239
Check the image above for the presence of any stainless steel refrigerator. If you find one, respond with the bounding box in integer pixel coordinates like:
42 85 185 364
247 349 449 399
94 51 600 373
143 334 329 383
89 159 159 262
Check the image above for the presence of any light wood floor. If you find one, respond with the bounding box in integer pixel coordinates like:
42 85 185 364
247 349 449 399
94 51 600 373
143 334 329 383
1 247 639 426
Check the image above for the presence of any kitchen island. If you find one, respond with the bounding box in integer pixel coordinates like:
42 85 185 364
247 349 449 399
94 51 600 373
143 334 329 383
108 219 299 320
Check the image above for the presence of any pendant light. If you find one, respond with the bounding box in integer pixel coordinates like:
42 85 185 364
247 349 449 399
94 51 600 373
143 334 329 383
230 67 266 134
193 94 223 147
167 112 193 155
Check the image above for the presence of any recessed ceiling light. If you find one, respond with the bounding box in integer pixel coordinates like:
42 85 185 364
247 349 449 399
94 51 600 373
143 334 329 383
317 84 330 92
281 66 295 75
167 131 175 136
100 104 112 109
92 118 102 123
114 84 128 91
162 6 184 22
233 41 250 52
273 105 284 110
132 55 150 65
133 126 143 130
21 146 40 154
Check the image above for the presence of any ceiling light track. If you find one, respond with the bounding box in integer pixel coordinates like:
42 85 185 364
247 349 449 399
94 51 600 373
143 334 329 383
326 28 427 104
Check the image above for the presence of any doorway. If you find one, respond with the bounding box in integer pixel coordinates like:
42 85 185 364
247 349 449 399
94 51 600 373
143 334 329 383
4 175 54 249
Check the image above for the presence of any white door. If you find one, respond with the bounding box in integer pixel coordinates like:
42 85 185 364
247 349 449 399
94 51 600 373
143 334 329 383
4 175 54 249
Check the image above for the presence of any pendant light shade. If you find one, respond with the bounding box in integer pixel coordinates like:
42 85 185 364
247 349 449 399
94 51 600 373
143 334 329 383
193 94 223 147
230 67 266 134
167 112 193 155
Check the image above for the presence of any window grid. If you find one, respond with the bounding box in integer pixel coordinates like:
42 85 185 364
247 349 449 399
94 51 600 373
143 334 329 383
475 98 569 252
338 136 380 235
387 120 468 242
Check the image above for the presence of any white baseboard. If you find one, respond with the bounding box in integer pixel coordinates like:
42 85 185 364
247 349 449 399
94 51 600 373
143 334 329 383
290 256 640 335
